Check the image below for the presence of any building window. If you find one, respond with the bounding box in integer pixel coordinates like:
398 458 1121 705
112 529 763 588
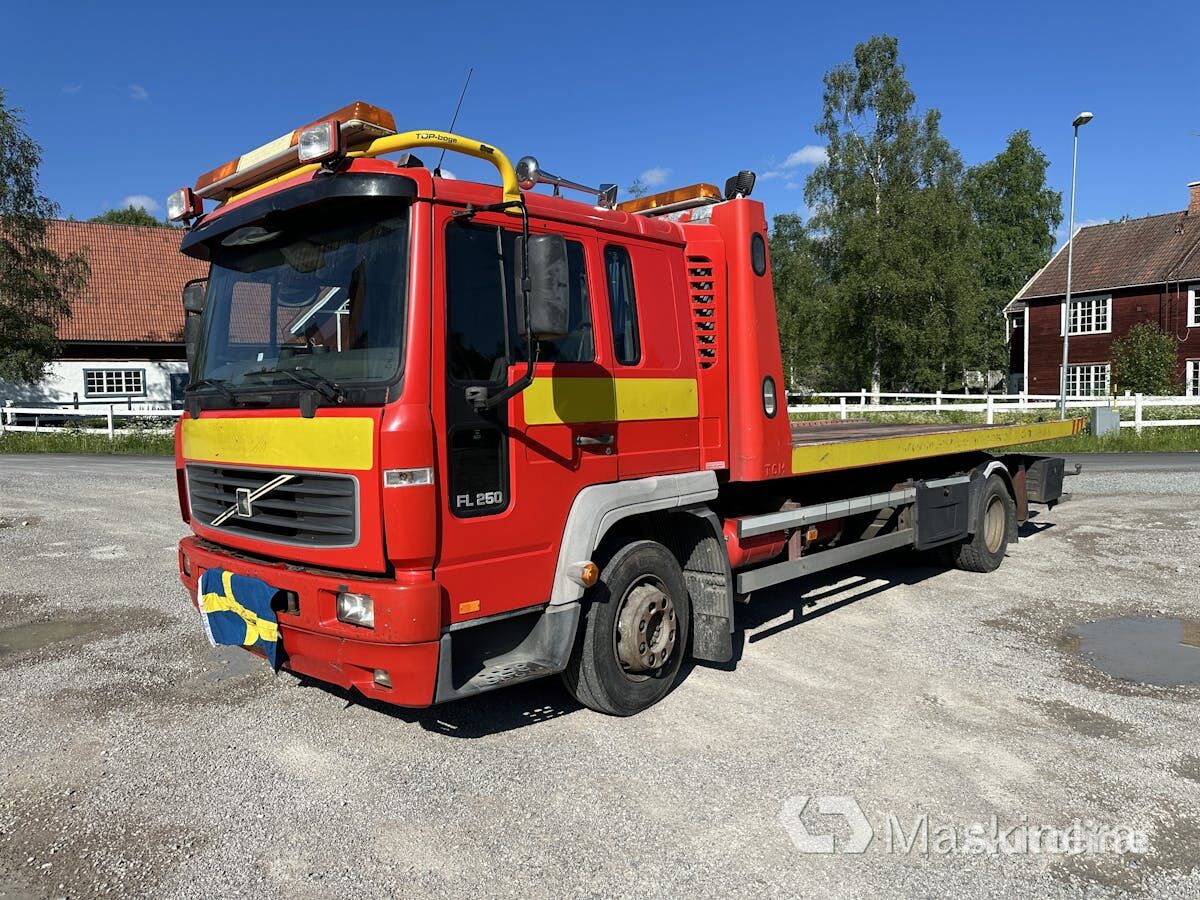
84 369 146 397
1065 294 1111 335
1188 285 1200 328
1064 363 1110 397
1188 360 1200 397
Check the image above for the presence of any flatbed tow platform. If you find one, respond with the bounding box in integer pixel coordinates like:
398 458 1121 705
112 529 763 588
788 417 1086 474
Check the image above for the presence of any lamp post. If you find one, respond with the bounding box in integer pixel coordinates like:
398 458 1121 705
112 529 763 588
1059 110 1093 419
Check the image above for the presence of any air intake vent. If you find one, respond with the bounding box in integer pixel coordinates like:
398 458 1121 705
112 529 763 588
687 256 718 369
187 464 358 548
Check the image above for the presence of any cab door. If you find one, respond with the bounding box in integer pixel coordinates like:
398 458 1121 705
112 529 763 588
601 240 701 479
432 209 617 625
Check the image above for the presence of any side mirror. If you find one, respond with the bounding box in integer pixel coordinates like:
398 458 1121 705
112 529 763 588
516 234 570 341
182 278 208 371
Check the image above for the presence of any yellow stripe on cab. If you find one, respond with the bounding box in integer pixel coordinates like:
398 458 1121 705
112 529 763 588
181 416 375 471
522 377 698 426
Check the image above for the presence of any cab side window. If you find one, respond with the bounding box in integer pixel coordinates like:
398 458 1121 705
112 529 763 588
604 245 641 365
446 224 510 384
446 222 594 382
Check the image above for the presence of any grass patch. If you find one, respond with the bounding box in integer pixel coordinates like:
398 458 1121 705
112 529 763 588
1010 427 1200 454
0 430 174 456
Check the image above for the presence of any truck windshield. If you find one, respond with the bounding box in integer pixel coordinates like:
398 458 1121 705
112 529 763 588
194 201 409 393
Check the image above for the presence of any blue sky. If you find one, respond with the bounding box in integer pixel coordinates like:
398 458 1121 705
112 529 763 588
4 0 1198 238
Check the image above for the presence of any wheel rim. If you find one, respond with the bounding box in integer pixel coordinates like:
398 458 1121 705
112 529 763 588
983 495 1006 554
614 576 677 680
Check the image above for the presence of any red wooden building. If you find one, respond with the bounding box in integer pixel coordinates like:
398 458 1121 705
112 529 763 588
1006 182 1200 397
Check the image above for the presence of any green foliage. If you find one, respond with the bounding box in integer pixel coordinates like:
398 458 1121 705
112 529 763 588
803 35 980 393
0 430 174 455
770 213 832 387
963 131 1062 373
769 36 1063 395
1111 322 1180 395
626 177 648 198
1013 427 1200 454
0 89 89 382
89 206 174 228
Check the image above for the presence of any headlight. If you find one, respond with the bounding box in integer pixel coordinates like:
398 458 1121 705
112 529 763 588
297 120 342 163
336 591 374 628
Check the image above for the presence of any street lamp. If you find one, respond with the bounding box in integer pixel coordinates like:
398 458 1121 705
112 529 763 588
1059 110 1094 419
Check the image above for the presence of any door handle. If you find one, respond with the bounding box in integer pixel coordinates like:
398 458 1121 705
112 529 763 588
575 433 614 447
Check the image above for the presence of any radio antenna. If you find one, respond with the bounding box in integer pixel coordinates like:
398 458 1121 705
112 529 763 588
434 67 474 177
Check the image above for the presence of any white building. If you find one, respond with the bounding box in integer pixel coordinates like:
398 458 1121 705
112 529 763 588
1 219 207 410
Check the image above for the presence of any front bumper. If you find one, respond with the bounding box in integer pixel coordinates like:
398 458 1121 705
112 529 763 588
178 536 441 706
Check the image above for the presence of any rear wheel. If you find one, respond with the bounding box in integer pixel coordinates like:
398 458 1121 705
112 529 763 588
561 540 691 716
941 473 1015 573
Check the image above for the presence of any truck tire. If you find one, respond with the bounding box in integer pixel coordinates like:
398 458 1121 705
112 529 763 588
943 473 1015 573
561 540 691 716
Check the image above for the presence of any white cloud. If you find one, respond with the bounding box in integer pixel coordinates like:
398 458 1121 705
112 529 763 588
638 167 671 188
438 168 456 180
62 84 82 94
128 84 149 101
763 144 828 182
784 181 803 191
782 145 827 168
122 194 160 213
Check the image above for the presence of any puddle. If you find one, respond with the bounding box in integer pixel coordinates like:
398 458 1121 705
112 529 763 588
1066 616 1200 687
0 619 99 656
0 515 40 528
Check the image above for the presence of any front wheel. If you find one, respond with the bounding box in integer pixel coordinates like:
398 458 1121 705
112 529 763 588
561 540 691 716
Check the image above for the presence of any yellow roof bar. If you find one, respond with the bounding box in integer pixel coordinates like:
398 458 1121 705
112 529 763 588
360 130 521 206
223 129 521 208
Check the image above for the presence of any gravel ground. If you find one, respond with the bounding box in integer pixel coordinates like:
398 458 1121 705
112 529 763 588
1 453 1199 898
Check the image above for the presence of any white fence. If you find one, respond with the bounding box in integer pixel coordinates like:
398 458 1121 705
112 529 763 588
3 390 1199 441
1 403 181 438
786 391 1200 433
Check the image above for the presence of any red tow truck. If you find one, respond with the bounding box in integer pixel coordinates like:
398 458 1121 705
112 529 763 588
171 101 1082 715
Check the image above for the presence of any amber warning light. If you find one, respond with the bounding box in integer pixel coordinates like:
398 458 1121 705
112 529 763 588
191 101 398 202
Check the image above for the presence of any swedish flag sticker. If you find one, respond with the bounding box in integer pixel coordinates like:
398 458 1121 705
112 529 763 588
198 568 281 669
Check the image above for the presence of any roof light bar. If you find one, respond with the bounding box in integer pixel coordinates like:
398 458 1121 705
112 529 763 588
617 183 724 216
194 101 397 201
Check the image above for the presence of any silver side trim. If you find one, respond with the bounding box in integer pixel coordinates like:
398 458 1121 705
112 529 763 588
737 488 917 538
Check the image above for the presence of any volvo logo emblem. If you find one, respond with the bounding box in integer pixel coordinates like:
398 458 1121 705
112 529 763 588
210 474 295 527
235 487 254 518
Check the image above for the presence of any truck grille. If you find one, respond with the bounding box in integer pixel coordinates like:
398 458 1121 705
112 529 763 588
186 464 358 548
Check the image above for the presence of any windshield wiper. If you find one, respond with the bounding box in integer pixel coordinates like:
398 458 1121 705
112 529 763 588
186 377 238 403
243 366 345 404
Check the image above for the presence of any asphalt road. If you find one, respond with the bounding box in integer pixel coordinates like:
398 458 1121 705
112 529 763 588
1 453 1199 898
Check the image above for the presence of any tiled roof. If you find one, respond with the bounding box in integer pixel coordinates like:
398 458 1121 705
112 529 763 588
1015 209 1200 303
43 219 208 343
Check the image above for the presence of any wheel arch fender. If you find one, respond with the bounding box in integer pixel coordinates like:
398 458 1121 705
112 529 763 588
967 460 1019 542
548 471 733 663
